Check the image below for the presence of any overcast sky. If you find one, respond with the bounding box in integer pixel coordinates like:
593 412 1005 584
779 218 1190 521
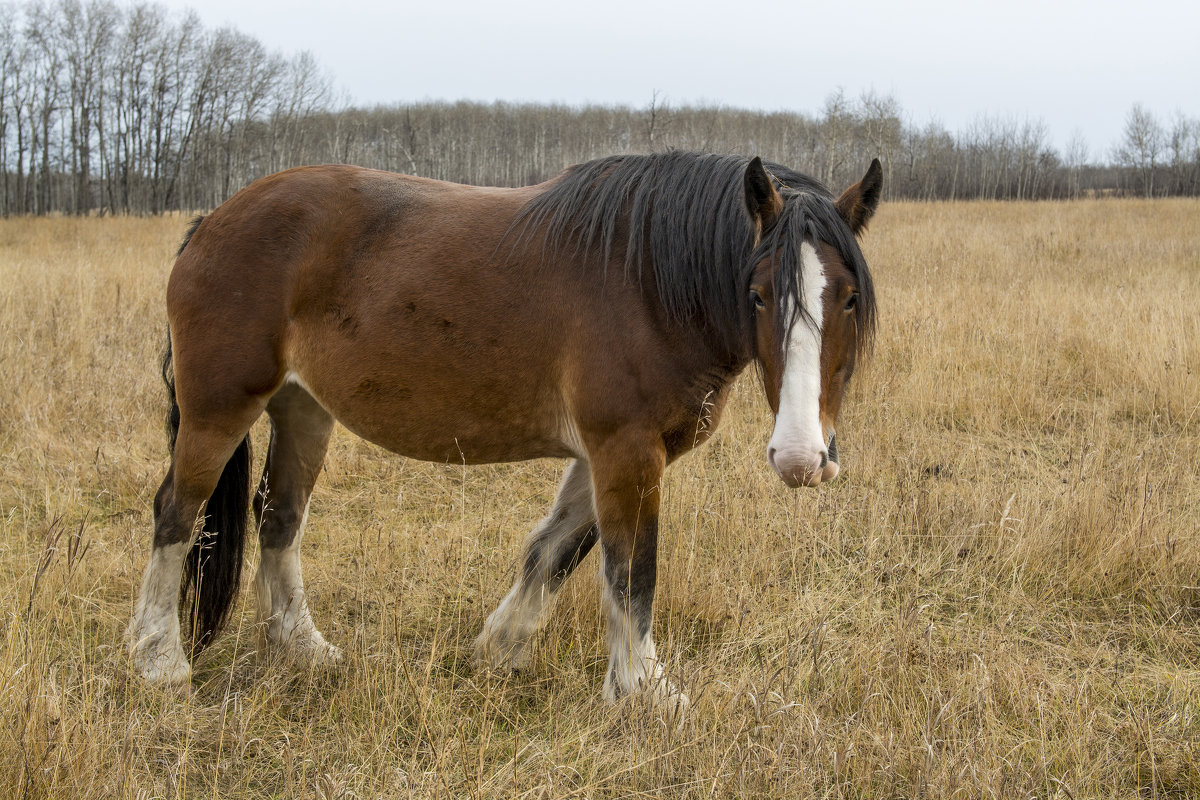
154 0 1199 156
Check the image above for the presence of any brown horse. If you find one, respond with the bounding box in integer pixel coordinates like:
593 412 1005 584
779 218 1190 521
127 151 881 708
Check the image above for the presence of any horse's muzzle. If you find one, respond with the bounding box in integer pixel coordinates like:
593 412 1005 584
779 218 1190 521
767 432 839 488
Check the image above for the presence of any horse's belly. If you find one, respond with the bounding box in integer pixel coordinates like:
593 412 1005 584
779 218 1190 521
340 408 576 465
286 371 576 465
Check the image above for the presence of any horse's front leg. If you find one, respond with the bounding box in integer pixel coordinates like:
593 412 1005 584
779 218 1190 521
590 433 688 712
475 458 598 671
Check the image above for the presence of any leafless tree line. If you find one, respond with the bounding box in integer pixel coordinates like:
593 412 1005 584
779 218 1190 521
0 0 332 215
2 1 1198 216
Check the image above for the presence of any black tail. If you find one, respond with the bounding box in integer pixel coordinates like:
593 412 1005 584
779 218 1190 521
182 434 251 651
162 319 252 652
177 214 205 257
162 329 181 451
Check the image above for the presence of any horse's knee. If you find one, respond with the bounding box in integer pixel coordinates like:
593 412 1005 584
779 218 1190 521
257 501 306 550
151 474 204 548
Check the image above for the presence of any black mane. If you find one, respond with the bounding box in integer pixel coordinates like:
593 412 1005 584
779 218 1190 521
512 151 876 360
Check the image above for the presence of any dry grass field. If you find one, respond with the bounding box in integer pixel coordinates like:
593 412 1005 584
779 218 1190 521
1 200 1198 799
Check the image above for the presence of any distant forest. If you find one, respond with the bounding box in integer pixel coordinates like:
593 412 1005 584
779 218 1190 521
3 1 1199 216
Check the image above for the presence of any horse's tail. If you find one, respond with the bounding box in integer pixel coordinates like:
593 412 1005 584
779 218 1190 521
181 431 252 651
162 218 253 649
162 328 181 452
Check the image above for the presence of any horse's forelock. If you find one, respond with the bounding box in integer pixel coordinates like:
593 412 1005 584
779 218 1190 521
759 189 877 363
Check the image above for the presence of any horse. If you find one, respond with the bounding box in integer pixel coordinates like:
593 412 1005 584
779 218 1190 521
126 151 881 708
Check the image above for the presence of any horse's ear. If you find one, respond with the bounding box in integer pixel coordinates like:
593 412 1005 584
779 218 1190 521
835 158 883 235
744 156 783 228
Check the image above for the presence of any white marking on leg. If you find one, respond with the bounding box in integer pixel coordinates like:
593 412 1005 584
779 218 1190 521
599 555 689 715
767 241 829 486
474 580 548 671
475 460 593 671
127 540 192 685
601 579 657 700
255 500 341 664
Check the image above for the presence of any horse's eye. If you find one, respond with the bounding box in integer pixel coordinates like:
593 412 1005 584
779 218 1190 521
844 293 858 312
750 290 766 311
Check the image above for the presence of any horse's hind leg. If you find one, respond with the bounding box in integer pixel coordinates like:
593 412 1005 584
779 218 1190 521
475 459 598 671
129 414 261 684
253 383 341 664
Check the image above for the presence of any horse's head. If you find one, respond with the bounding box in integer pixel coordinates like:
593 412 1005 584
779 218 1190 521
743 157 881 488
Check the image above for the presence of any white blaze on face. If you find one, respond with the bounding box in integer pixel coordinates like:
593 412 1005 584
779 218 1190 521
767 242 829 487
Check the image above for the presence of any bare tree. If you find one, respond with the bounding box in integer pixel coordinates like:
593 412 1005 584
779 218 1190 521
1114 103 1163 197
267 50 332 170
5 7 41 213
1165 112 1199 196
858 89 902 195
0 3 18 215
1064 129 1089 199
643 89 670 150
817 88 852 187
24 1 64 214
55 0 117 214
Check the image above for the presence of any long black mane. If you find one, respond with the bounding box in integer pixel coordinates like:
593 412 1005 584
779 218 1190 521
513 150 876 360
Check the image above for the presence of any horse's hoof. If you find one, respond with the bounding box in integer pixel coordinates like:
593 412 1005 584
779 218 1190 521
662 687 691 725
310 641 343 666
472 632 529 674
605 681 690 727
602 662 689 723
139 661 191 686
130 643 191 686
284 631 343 667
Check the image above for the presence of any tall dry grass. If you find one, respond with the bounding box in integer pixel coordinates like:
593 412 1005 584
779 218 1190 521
0 201 1197 799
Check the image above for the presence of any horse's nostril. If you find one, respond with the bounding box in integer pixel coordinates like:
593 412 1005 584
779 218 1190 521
819 450 828 468
768 447 778 465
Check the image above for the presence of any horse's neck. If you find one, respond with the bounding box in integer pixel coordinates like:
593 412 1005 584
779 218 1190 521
669 319 753 400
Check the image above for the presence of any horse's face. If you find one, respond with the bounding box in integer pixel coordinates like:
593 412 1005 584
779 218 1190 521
744 159 881 488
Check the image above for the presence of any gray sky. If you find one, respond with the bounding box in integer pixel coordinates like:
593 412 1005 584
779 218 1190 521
157 0 1199 156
